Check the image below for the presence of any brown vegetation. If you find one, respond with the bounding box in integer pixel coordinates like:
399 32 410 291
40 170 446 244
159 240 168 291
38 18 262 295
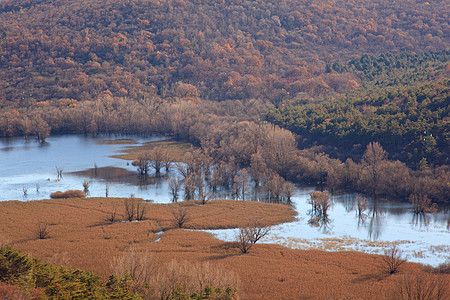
0 198 448 299
49 190 86 199
392 272 449 300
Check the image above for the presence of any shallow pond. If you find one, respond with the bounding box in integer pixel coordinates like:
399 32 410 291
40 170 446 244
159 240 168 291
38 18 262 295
0 135 173 202
1 135 449 266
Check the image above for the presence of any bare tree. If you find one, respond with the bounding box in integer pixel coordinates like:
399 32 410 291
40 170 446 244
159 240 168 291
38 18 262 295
56 166 63 180
356 195 367 218
261 125 297 180
410 193 437 214
183 174 196 201
136 201 147 221
148 146 166 174
248 223 271 244
236 227 253 254
232 169 251 200
112 244 157 284
33 115 50 142
381 244 406 275
173 206 190 228
194 171 211 204
265 173 286 202
168 177 182 202
37 221 50 239
236 223 271 254
124 196 136 222
107 206 118 223
309 191 332 218
283 182 296 202
82 180 90 194
132 154 150 175
392 272 449 300
248 151 268 186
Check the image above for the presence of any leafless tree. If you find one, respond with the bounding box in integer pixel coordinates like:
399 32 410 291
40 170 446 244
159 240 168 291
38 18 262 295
173 206 190 228
261 125 297 180
248 151 268 186
265 173 286 202
33 115 50 142
107 206 118 223
381 244 406 275
283 182 296 202
232 169 251 200
148 146 166 174
194 172 211 204
183 174 196 201
410 193 437 214
309 191 332 218
236 223 271 254
37 221 50 239
112 244 157 284
392 272 449 300
132 154 150 175
82 180 90 194
136 201 147 221
125 196 136 222
56 166 63 180
356 195 367 218
168 177 182 202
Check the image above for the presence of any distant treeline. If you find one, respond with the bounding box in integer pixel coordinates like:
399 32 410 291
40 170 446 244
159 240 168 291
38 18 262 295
0 0 449 106
1 97 448 203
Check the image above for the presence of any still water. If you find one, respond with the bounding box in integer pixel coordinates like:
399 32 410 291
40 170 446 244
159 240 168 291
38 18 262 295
1 135 449 266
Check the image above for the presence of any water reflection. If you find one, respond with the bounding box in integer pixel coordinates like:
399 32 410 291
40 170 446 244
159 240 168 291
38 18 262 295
412 212 431 228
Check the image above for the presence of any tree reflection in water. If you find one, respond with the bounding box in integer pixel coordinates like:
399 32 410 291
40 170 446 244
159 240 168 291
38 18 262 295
367 199 383 240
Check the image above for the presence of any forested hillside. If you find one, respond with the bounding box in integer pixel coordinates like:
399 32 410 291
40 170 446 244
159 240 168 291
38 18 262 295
268 51 450 167
0 0 449 106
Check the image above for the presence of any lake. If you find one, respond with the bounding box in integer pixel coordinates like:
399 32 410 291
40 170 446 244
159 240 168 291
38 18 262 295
1 135 448 266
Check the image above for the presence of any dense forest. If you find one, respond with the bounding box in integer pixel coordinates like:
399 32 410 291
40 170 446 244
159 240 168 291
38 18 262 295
268 51 450 167
0 0 449 203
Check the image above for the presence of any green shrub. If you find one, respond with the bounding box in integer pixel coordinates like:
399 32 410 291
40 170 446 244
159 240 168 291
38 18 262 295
0 246 35 287
0 246 141 299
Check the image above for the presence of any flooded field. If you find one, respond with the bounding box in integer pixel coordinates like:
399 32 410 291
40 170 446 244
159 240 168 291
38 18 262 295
1 134 448 266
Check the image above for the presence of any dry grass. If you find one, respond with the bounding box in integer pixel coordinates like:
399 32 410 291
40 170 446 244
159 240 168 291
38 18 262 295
111 140 195 162
0 198 447 299
0 198 294 279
